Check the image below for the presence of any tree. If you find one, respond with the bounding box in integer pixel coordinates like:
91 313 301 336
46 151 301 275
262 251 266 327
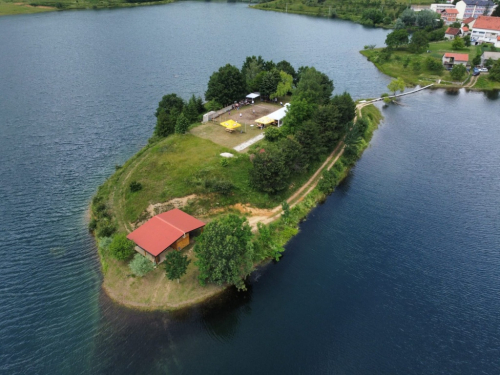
385 29 409 49
294 67 334 105
416 10 438 28
242 56 265 91
450 64 467 80
164 250 190 282
362 8 384 24
484 58 495 70
183 95 202 123
194 215 253 290
108 233 135 261
399 8 416 26
463 34 471 47
295 120 324 164
387 77 405 95
259 69 281 98
276 60 297 82
205 64 246 106
489 60 500 81
394 18 406 29
253 222 284 261
452 37 465 50
264 126 282 142
409 30 429 53
280 96 317 134
493 3 500 17
271 71 293 99
250 144 291 193
129 254 154 277
154 94 185 138
175 112 189 134
472 54 481 66
330 92 356 125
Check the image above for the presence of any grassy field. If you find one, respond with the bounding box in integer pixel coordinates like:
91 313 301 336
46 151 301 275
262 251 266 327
0 0 174 16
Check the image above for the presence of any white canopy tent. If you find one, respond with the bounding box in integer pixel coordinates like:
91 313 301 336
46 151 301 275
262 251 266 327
246 92 260 100
268 103 290 127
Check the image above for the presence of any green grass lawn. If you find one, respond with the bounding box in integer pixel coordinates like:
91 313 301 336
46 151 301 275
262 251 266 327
0 1 54 15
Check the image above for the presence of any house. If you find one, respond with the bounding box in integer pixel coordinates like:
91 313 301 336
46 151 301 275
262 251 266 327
430 3 458 13
445 27 462 39
456 0 496 20
127 208 206 264
461 17 477 28
471 16 500 44
442 53 469 69
480 51 500 66
441 8 459 24
461 26 471 35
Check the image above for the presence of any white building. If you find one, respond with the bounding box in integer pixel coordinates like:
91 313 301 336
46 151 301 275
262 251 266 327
455 0 496 20
430 3 457 13
471 16 500 44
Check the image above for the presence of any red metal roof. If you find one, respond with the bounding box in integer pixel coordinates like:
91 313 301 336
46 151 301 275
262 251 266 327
127 209 205 256
474 16 500 31
444 53 469 61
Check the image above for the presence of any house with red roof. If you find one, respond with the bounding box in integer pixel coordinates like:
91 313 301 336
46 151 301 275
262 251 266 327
442 53 469 69
127 208 205 264
445 27 462 40
471 16 500 44
461 17 477 28
441 8 459 24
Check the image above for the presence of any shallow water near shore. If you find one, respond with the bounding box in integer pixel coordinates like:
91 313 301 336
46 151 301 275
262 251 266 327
1 3 500 374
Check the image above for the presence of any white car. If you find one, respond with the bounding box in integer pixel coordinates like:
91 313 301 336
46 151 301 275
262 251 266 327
478 68 488 72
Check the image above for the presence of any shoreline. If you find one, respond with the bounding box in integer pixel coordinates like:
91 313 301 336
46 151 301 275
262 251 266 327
92 103 383 311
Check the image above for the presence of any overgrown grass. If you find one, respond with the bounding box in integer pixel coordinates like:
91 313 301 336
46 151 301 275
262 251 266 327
473 76 500 90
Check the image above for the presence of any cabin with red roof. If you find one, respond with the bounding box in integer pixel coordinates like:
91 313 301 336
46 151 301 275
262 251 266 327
127 209 205 264
442 53 469 69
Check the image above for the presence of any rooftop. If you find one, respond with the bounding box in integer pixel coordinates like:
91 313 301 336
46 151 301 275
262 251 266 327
446 27 461 35
463 0 495 6
473 16 500 31
127 209 205 256
443 8 459 13
444 53 469 61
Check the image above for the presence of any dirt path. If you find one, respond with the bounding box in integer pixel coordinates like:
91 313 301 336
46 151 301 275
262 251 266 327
463 75 478 88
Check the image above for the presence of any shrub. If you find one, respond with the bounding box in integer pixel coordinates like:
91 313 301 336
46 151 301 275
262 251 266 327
212 180 234 195
318 169 339 194
88 218 97 232
204 100 222 112
129 254 154 277
108 233 135 261
264 126 282 142
98 237 113 254
364 44 376 50
220 158 229 167
425 57 444 74
129 181 142 192
96 220 116 238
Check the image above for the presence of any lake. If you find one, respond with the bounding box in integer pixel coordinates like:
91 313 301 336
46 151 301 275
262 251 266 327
0 3 499 374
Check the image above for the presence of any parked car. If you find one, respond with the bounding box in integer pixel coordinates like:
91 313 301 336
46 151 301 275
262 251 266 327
478 68 488 72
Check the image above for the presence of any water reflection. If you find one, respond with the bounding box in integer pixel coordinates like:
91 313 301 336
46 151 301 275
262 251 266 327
484 89 499 100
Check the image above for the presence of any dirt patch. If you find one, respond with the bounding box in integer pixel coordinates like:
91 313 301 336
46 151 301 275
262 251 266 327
191 102 282 149
146 194 197 218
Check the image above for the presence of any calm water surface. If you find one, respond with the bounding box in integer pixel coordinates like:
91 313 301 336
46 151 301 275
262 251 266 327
1 3 499 374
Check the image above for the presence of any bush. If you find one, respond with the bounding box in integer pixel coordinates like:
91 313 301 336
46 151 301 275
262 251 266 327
220 158 229 167
129 181 142 192
96 220 116 238
425 57 444 74
98 237 113 255
212 180 234 195
364 44 376 50
264 126 282 142
88 218 97 232
204 100 222 112
129 254 154 277
108 233 135 261
318 169 339 194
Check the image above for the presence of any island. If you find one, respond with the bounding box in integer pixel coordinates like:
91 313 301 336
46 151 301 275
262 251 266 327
89 57 383 310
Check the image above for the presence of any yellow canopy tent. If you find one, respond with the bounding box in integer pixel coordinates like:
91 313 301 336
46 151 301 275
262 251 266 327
220 119 242 130
255 116 275 125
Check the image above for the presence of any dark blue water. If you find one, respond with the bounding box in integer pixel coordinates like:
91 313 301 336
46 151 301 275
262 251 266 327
1 3 499 374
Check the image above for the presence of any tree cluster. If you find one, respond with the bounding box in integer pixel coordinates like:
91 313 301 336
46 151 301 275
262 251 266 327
154 94 204 138
250 64 355 195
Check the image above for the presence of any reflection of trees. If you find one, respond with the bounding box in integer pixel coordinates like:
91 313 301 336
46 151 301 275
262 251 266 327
445 88 460 96
199 284 253 342
484 90 499 101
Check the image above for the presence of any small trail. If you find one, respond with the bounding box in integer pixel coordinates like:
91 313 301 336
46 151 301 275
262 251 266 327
463 75 478 88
